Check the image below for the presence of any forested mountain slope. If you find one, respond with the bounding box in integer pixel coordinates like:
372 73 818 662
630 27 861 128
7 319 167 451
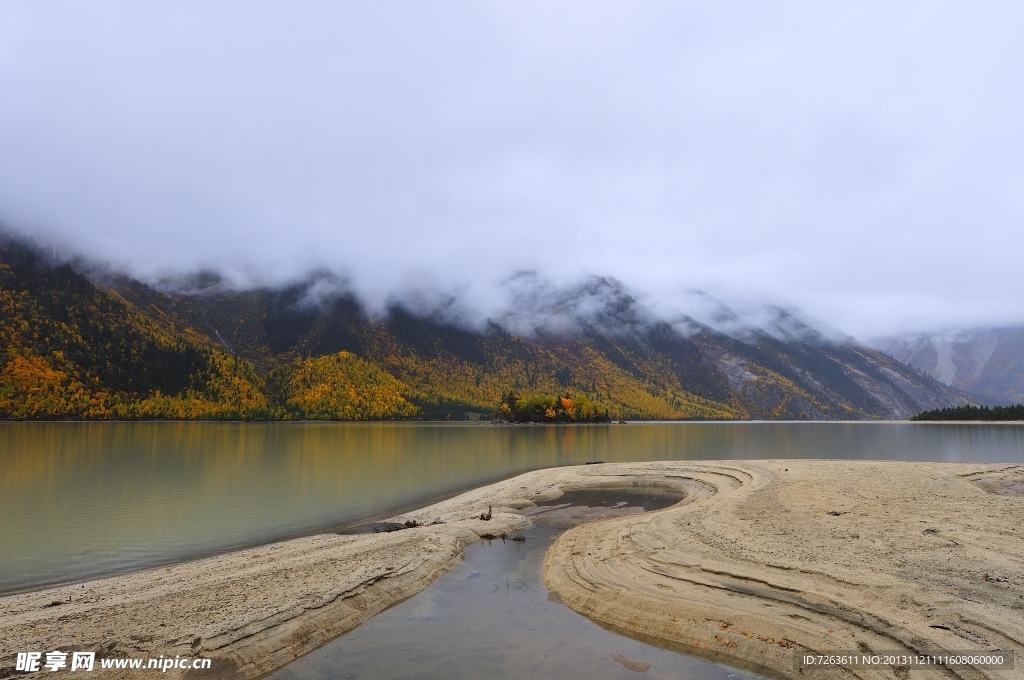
1 237 965 420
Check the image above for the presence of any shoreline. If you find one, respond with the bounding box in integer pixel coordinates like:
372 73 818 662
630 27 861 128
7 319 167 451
0 467 539 599
2 461 1022 679
5 419 1024 428
0 465 607 680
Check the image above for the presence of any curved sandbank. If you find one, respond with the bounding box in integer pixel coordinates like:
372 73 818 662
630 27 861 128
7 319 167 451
544 461 1024 680
2 461 1021 680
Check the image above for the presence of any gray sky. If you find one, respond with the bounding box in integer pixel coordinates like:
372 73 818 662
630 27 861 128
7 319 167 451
1 2 1023 338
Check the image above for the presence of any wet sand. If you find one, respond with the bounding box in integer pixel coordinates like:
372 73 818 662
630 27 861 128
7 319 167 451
2 461 1022 679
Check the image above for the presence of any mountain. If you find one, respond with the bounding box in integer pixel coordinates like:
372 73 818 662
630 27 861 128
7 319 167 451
873 328 1024 406
0 235 965 421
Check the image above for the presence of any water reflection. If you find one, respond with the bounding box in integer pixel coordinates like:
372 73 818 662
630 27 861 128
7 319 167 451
2 421 1022 593
270 520 767 680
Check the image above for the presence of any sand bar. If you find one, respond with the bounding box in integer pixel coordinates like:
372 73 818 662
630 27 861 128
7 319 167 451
2 461 1022 679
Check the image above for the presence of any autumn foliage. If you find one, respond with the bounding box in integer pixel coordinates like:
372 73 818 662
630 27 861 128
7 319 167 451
0 237 750 421
269 351 417 420
493 390 610 423
0 236 796 422
0 241 275 420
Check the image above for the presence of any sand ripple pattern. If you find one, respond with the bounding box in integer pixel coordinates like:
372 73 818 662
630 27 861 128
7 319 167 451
543 461 1024 680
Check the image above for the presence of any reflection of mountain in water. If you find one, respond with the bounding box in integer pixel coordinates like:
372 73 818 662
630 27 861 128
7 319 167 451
874 328 1024 406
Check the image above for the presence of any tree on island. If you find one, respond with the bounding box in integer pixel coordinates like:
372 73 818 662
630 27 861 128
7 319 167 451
493 390 611 423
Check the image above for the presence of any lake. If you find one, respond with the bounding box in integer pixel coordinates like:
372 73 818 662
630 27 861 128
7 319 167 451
2 421 1023 594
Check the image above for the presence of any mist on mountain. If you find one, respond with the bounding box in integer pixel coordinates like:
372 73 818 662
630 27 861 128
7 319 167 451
3 3 1024 339
1 232 967 421
873 328 1024 406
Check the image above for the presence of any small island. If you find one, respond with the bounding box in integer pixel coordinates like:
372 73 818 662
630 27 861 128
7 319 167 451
492 390 611 423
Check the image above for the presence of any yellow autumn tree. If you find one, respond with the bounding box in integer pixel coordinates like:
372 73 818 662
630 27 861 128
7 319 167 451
272 351 418 420
0 351 91 419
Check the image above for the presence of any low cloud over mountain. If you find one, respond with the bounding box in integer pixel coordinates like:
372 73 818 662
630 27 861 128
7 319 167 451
873 328 1024 406
3 3 1024 338
1 235 965 421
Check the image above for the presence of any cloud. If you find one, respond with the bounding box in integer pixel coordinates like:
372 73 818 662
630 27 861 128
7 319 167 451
2 1 1023 338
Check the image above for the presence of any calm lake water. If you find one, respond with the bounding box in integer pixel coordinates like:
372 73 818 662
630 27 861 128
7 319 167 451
2 421 1023 594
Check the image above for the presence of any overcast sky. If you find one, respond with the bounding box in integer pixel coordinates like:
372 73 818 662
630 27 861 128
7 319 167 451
1 2 1022 338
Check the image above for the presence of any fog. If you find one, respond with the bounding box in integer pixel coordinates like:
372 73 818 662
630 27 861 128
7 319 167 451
2 2 1023 339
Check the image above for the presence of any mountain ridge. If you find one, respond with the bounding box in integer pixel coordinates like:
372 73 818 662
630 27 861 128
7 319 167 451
873 328 1024 406
0 235 967 421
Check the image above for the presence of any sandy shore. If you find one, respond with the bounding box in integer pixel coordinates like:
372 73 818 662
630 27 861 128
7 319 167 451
2 461 1022 679
544 461 1024 680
